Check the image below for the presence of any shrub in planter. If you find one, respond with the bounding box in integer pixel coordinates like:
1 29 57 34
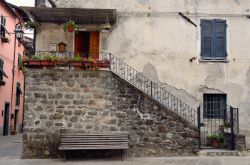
70 55 83 67
63 20 79 33
41 55 58 66
207 134 224 148
24 20 38 29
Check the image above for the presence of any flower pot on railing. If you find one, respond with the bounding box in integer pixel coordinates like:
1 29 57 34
70 61 83 68
98 60 110 68
40 60 55 66
28 60 41 66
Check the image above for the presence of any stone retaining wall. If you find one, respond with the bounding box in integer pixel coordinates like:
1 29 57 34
23 69 199 158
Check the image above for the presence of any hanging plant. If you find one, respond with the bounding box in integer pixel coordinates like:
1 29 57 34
99 23 112 32
24 21 38 29
63 20 79 32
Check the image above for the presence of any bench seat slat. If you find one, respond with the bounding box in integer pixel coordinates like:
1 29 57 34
59 134 129 152
59 146 129 150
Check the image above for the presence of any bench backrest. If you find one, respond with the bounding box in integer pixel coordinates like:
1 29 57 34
59 134 129 150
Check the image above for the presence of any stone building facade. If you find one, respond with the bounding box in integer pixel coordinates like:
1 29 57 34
23 69 198 158
32 0 250 147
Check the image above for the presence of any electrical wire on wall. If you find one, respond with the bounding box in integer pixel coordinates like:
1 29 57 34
117 12 249 18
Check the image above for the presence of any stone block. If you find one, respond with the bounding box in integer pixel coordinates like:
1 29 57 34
49 113 63 120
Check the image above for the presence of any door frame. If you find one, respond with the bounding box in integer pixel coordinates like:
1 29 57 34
73 30 101 60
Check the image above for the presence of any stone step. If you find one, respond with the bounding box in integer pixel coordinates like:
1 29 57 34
198 149 245 156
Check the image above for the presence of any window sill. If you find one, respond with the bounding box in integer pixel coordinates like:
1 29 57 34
199 59 229 63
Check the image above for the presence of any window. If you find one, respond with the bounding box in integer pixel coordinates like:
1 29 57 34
0 58 8 84
18 54 22 70
16 82 22 105
0 15 6 38
201 19 227 60
203 94 226 119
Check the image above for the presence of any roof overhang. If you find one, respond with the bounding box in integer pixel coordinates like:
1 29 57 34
21 7 117 24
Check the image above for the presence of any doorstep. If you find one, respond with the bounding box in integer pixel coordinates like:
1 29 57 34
198 149 246 156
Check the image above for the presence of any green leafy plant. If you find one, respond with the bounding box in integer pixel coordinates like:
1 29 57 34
223 122 231 128
31 54 42 60
43 55 58 61
87 58 94 63
72 55 82 62
207 134 224 143
99 23 111 30
24 21 38 29
63 20 79 32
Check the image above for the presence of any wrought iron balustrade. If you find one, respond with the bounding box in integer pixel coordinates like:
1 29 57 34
102 52 197 126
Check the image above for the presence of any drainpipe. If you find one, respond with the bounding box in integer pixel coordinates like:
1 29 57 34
10 22 20 134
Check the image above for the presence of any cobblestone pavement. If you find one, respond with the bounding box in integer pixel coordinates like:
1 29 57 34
0 134 22 159
1 134 250 165
0 157 250 165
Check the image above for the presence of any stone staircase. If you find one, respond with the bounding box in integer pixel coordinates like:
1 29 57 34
108 53 197 126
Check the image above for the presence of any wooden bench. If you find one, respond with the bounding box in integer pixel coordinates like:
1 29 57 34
58 133 129 160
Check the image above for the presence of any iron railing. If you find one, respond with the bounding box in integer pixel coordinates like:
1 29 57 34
102 53 197 126
24 51 100 59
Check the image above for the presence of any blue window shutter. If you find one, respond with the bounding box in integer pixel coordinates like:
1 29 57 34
201 20 213 59
213 20 227 59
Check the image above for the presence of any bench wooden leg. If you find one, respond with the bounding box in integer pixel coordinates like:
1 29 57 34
64 151 67 162
120 150 124 161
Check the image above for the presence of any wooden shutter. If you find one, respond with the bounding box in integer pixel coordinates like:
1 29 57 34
213 20 227 59
201 20 213 59
89 32 100 59
0 15 3 36
0 59 3 81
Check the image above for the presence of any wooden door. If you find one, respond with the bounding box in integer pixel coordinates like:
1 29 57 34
89 32 100 59
74 32 84 56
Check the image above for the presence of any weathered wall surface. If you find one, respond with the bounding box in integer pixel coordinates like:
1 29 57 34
35 0 250 146
23 69 198 158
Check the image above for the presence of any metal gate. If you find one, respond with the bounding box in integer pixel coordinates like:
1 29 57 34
198 97 239 150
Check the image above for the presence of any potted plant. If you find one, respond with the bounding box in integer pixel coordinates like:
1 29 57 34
1 37 10 43
98 59 110 68
29 54 42 66
63 20 79 33
24 20 38 29
207 134 224 148
40 55 57 66
56 56 70 66
70 55 83 67
84 58 96 70
99 23 112 32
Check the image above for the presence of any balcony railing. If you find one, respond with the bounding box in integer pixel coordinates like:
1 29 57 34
22 51 110 69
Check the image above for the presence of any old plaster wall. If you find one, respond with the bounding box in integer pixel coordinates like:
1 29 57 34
35 0 250 145
23 69 198 158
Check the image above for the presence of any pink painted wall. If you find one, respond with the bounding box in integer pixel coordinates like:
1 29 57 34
0 1 25 135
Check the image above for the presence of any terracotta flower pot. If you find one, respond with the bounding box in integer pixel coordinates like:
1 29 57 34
40 61 55 66
211 140 220 148
70 61 83 67
28 60 41 66
67 27 74 32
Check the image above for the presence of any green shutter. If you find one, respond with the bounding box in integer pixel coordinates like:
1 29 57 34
0 59 3 82
16 82 21 105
